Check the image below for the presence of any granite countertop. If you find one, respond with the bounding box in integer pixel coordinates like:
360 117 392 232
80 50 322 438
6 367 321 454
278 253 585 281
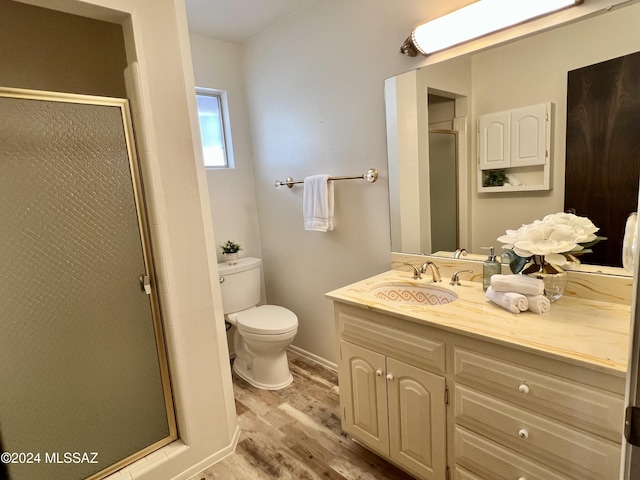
326 270 631 376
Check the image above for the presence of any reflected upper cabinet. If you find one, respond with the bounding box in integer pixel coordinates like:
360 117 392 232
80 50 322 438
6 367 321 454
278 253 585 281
479 110 510 170
478 102 551 192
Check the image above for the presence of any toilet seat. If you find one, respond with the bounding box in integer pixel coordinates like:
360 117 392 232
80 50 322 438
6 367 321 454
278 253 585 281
236 305 298 335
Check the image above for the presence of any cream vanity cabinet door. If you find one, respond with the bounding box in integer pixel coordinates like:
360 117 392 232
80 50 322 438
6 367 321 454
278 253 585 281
386 357 447 479
339 340 447 480
339 340 389 455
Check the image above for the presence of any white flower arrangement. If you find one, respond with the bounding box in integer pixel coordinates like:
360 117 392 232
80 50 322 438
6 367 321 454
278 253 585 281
497 212 605 273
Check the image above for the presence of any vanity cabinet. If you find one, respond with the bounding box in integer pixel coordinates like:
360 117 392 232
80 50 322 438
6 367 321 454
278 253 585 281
332 302 625 480
339 341 447 479
337 310 448 479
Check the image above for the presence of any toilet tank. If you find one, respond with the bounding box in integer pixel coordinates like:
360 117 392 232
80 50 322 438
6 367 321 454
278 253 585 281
218 257 262 314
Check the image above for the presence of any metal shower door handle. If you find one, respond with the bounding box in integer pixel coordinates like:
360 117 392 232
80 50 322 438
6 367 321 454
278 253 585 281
139 274 152 295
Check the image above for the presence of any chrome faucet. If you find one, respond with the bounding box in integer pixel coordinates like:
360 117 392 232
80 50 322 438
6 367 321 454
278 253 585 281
449 269 473 286
420 262 442 282
407 264 422 280
453 248 468 259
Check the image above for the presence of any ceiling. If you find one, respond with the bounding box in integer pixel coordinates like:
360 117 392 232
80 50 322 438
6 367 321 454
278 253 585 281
185 0 314 44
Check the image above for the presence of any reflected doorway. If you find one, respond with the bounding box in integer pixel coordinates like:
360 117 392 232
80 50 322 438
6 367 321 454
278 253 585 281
428 130 459 252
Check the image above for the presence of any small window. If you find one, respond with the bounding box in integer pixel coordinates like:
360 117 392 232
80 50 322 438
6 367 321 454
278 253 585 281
195 88 234 169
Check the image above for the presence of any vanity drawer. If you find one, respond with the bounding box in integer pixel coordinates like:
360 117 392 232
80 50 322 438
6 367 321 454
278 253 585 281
453 347 623 440
454 466 483 480
454 385 620 480
337 307 445 374
454 425 566 480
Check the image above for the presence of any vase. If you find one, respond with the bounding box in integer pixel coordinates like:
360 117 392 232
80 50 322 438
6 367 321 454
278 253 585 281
224 252 239 265
522 255 567 302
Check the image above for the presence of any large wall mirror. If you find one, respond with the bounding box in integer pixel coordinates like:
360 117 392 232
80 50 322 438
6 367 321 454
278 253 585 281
385 1 640 273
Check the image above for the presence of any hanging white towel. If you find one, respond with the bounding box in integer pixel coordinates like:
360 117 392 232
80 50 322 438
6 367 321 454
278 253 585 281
485 287 528 314
303 175 334 232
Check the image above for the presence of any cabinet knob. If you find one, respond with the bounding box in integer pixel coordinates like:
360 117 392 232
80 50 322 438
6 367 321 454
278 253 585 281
518 383 530 394
518 428 529 439
376 369 383 377
386 373 394 381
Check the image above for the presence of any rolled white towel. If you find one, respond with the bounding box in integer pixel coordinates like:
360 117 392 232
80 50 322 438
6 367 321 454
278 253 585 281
525 294 551 314
506 174 523 186
491 274 544 296
485 287 528 314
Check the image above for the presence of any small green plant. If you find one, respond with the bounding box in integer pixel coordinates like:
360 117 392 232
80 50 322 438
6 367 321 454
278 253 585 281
483 169 508 187
220 240 242 254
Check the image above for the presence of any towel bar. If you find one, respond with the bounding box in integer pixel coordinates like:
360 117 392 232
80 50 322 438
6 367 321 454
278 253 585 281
274 168 378 188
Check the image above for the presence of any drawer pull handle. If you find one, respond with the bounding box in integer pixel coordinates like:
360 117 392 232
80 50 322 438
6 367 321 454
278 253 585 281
386 373 394 381
518 428 529 439
518 383 530 394
376 369 383 377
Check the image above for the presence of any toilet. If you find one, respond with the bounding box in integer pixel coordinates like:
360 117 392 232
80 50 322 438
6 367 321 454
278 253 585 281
218 257 298 390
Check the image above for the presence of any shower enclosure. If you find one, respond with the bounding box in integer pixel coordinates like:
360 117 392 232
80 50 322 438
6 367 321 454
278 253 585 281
0 87 176 480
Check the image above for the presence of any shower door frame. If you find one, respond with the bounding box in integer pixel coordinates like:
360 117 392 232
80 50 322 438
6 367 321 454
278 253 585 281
0 86 177 480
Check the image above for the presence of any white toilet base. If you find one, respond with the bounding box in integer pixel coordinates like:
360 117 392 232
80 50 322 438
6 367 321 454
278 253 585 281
233 360 293 390
231 328 296 390
232 348 293 390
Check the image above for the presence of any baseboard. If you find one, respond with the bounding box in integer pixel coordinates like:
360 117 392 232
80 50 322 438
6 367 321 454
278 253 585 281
288 345 337 372
171 424 241 480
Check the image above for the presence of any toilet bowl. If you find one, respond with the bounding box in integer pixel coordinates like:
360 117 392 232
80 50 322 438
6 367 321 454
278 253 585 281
227 305 298 389
219 258 298 390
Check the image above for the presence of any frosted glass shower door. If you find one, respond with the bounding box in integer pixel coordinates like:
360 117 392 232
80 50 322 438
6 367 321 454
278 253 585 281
0 88 176 480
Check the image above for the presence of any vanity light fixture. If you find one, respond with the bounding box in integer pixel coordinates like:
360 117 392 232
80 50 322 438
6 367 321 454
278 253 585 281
400 0 584 56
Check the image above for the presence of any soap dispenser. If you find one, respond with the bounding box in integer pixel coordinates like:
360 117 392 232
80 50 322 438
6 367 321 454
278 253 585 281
482 247 501 291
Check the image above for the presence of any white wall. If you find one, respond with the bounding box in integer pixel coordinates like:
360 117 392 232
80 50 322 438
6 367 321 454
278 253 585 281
242 0 472 363
189 34 263 265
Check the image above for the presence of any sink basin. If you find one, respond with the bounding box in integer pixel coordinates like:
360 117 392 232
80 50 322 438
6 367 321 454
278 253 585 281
371 283 458 306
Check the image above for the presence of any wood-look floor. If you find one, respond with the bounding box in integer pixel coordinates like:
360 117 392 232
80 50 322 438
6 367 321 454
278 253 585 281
189 351 415 480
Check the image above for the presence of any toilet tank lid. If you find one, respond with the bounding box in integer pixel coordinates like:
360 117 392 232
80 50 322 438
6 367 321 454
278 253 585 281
236 305 298 334
218 257 261 275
